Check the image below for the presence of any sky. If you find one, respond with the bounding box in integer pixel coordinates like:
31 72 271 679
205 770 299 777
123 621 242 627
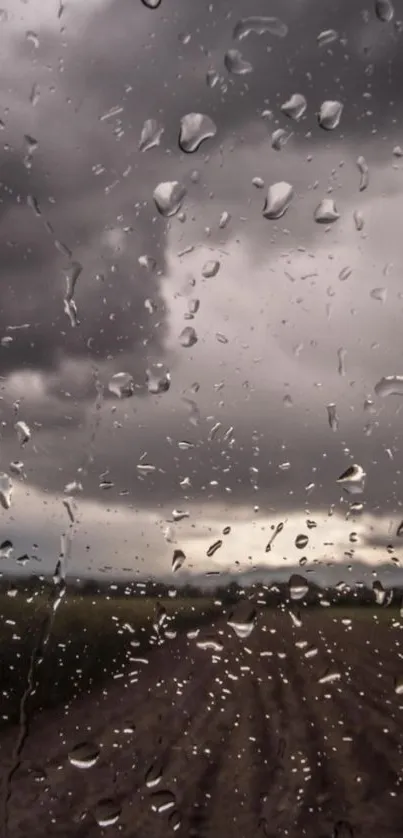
1 0 403 584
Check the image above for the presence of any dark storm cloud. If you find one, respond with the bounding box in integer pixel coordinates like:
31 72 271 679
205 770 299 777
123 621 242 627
1 0 403 531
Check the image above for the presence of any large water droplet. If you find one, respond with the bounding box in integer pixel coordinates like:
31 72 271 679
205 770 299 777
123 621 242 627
179 326 198 347
145 760 164 788
327 403 339 431
151 789 176 814
94 799 121 827
374 375 403 397
271 128 292 150
15 420 31 446
373 580 386 605
153 181 186 217
295 533 309 549
314 198 339 223
357 156 369 191
202 259 220 278
68 742 100 769
281 93 307 121
146 365 171 394
289 573 309 601
224 49 253 75
375 0 394 21
179 113 216 153
0 473 13 510
172 549 186 572
263 182 294 219
108 372 134 399
337 464 366 495
141 0 162 7
228 603 256 638
318 100 343 130
139 118 164 151
233 16 288 39
317 29 339 47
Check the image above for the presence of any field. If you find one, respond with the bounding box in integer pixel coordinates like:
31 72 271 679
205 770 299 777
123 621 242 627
1 599 403 837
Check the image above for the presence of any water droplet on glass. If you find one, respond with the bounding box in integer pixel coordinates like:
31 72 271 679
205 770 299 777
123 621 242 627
15 420 31 446
145 760 164 788
108 372 134 399
228 603 256 638
263 182 294 219
318 100 343 130
375 0 394 21
374 375 403 397
179 326 198 347
353 209 364 231
0 473 13 510
289 573 309 601
172 549 186 572
202 259 220 278
139 118 164 151
394 676 403 694
327 403 339 431
370 286 387 302
224 49 253 75
179 113 217 153
219 210 230 229
271 128 292 150
393 145 403 157
373 580 387 605
169 810 182 832
295 533 309 550
26 30 39 47
0 540 13 559
281 93 307 121
94 799 121 828
153 181 186 217
68 742 100 770
252 176 265 188
318 669 341 685
314 198 340 223
356 156 369 191
151 789 176 814
233 16 288 39
337 464 366 494
141 0 162 7
317 29 339 47
146 365 171 394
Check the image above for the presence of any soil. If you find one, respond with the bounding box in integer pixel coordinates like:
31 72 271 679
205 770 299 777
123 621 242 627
1 608 403 838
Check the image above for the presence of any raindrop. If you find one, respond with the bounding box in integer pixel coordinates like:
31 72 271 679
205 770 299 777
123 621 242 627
108 372 134 399
219 211 230 229
179 113 216 153
271 128 291 150
265 521 284 552
202 259 220 278
15 420 31 446
370 287 386 302
26 30 39 47
153 181 186 217
179 326 198 347
228 603 256 638
318 669 341 685
206 69 220 88
393 145 403 157
373 580 386 605
196 636 224 652
314 198 339 223
374 375 403 397
233 16 288 39
263 182 294 219
318 100 343 130
207 539 222 557
353 210 364 231
139 118 164 151
252 176 265 188
145 760 164 788
0 473 13 510
337 464 366 495
295 534 309 550
172 509 189 521
94 799 121 828
397 521 403 537
356 156 369 191
169 810 182 832
394 676 403 695
375 0 394 21
172 549 186 572
68 742 100 770
146 366 171 394
281 93 307 121
327 403 339 431
224 49 253 75
141 0 162 7
0 540 13 559
317 29 339 47
289 573 309 601
151 789 176 814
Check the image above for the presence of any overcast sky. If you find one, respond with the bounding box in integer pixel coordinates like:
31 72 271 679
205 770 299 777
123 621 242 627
1 0 403 583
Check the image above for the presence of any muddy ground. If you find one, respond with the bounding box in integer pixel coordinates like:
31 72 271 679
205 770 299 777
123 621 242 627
1 608 403 838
